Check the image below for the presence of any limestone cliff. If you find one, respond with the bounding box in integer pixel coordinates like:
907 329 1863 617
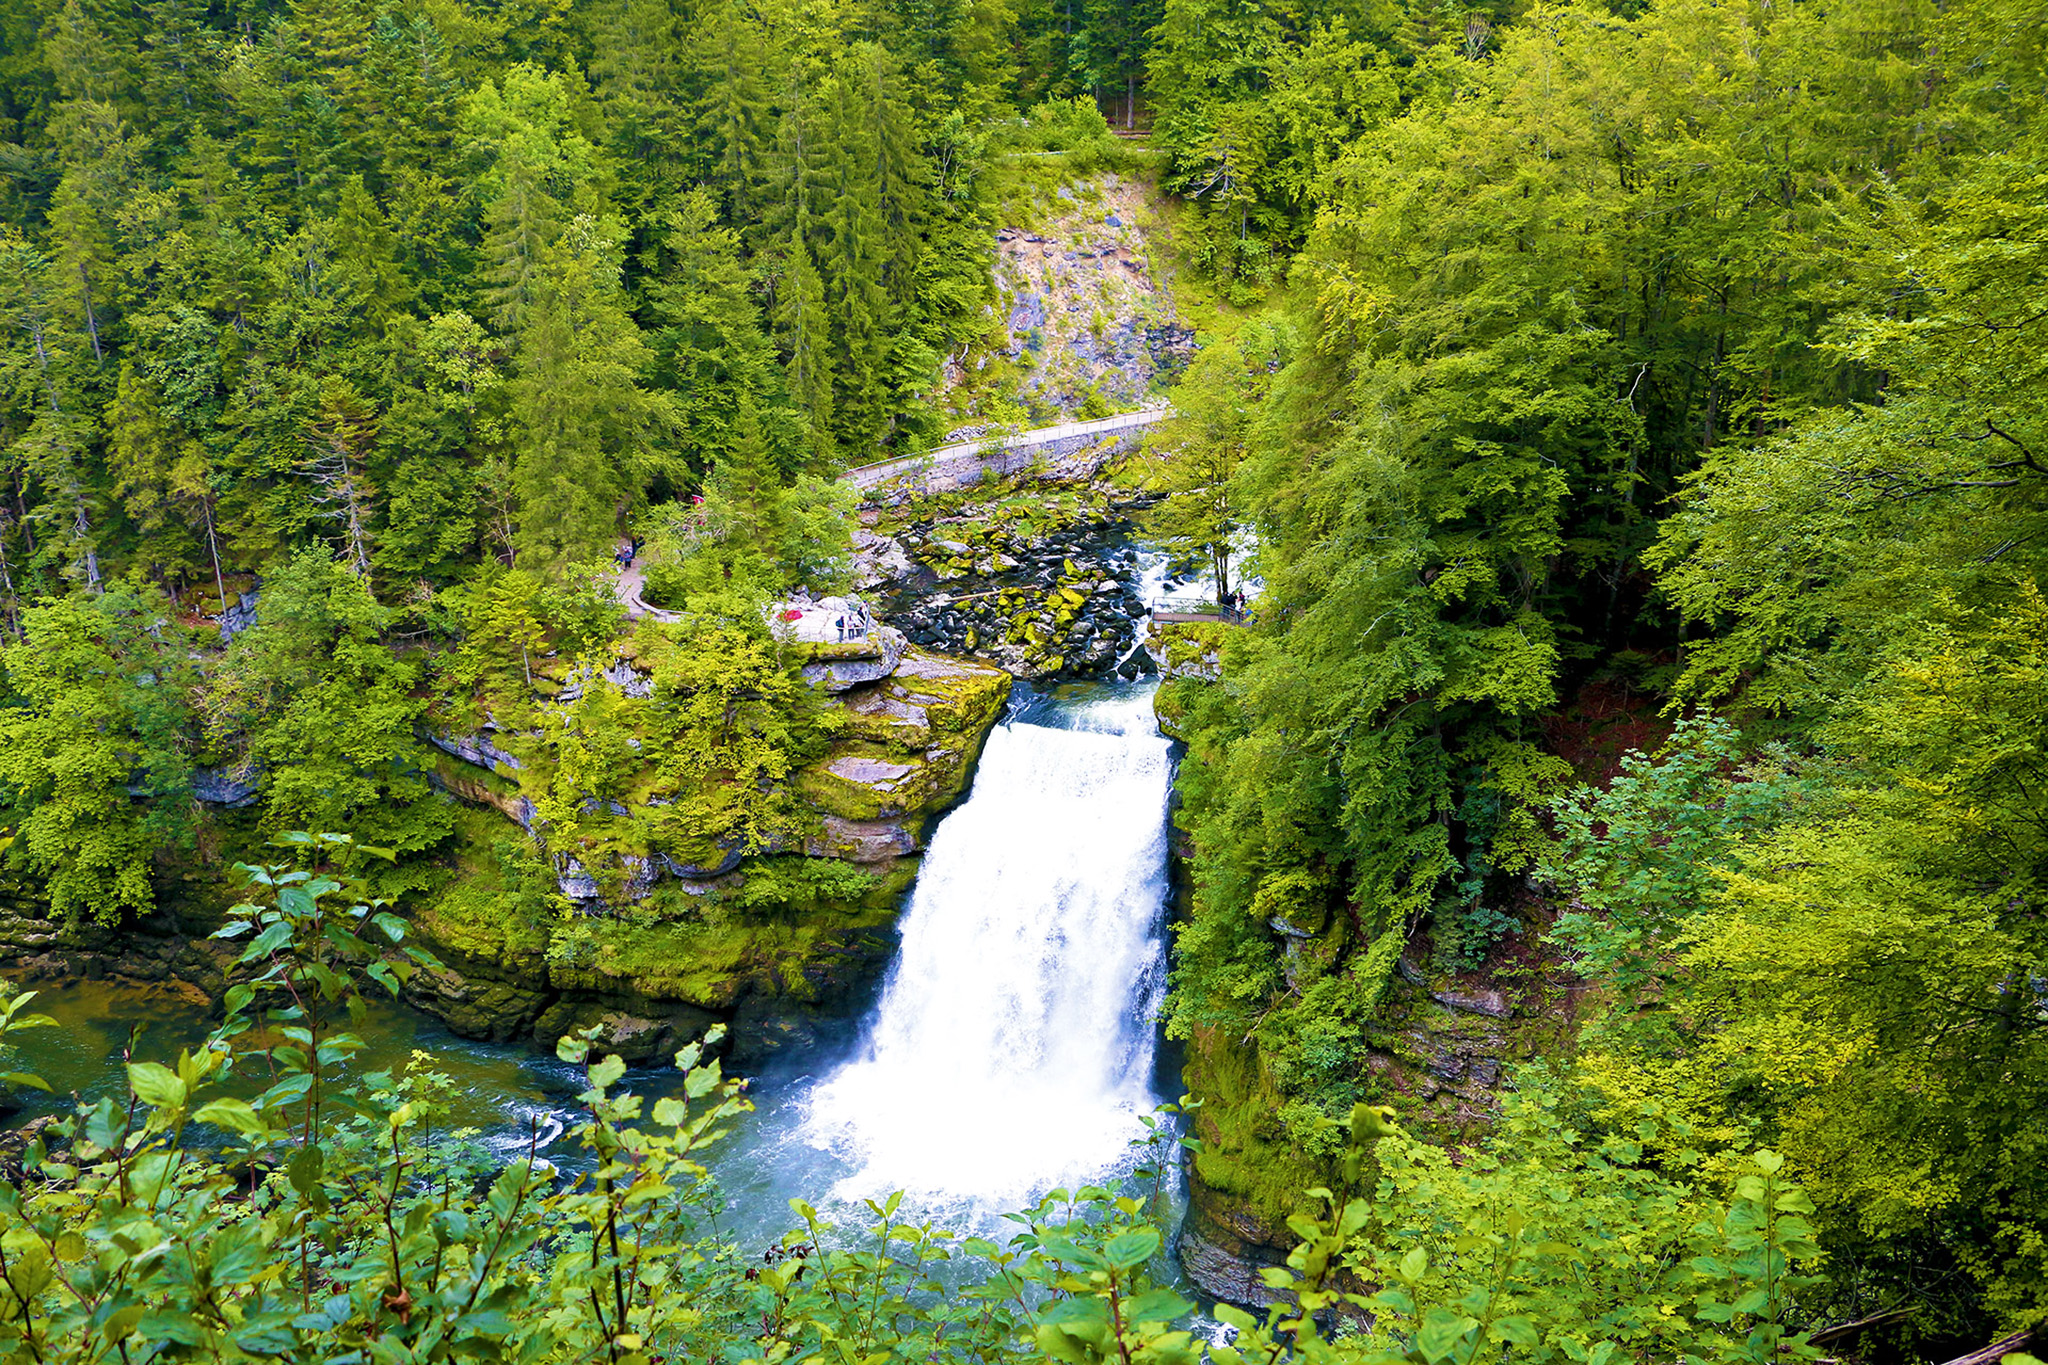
0 631 1011 1071
401 636 1011 1065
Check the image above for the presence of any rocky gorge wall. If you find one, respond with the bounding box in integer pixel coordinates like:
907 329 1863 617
0 622 1014 1071
396 629 1012 1067
1149 677 1586 1309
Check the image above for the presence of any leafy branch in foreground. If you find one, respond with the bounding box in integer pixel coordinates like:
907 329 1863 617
0 834 1840 1364
1217 1095 1827 1365
0 835 1201 1365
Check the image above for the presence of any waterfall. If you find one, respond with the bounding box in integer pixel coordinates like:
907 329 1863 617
803 687 1172 1205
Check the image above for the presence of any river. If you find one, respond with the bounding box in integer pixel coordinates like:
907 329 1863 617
2 674 1185 1257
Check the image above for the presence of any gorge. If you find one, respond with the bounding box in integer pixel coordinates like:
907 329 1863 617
0 533 1202 1263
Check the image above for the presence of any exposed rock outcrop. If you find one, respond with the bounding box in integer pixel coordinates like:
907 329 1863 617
862 483 1162 681
1172 935 1574 1309
396 636 1010 1063
800 627 907 691
951 174 1195 420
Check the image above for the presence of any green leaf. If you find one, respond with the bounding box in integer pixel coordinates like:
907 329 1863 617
1370 1288 1416 1317
1489 1317 1540 1348
684 1059 722 1099
286 1143 325 1197
1400 1247 1429 1281
1125 1287 1193 1324
242 920 293 960
0 1071 51 1092
1103 1228 1162 1270
193 1098 270 1138
127 1061 186 1109
1214 1305 1257 1333
1416 1309 1477 1363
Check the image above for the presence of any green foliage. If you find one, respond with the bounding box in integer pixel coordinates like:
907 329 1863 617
1148 0 1402 295
1652 115 2048 723
639 457 855 617
1542 717 1823 1028
717 854 883 916
0 585 196 924
0 838 1216 1364
1134 321 1286 600
439 560 626 727
204 548 453 872
1675 592 2048 1325
1218 1092 1827 1365
1158 7 2048 1350
519 620 835 901
639 622 836 856
0 985 57 1099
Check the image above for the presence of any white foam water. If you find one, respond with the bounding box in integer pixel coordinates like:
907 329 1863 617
801 693 1172 1207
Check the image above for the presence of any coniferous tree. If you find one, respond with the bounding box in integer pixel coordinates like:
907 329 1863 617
0 587 195 925
510 215 673 563
686 0 773 221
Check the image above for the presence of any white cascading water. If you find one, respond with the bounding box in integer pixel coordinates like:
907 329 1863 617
802 687 1172 1205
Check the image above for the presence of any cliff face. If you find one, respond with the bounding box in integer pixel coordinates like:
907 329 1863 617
941 171 1194 431
1153 690 1585 1308
1174 960 1575 1304
0 637 1012 1070
399 638 1012 1066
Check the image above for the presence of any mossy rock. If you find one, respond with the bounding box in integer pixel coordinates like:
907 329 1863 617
409 810 552 969
791 637 891 664
796 749 956 821
799 651 1006 821
1153 679 1195 740
884 649 1010 734
839 701 934 748
1183 1021 1325 1232
1151 621 1232 681
547 911 901 1011
429 756 530 826
548 918 769 1009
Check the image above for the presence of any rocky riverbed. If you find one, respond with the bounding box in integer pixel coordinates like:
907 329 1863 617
855 477 1171 682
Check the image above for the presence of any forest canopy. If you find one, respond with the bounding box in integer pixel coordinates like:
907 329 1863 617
0 0 2044 1358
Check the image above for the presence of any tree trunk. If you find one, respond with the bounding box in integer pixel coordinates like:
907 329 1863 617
202 495 228 613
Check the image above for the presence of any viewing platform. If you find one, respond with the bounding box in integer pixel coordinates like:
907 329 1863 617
1148 594 1246 625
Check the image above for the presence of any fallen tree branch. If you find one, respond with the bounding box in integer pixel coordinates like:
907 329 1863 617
1807 1308 1913 1348
1937 1324 2042 1365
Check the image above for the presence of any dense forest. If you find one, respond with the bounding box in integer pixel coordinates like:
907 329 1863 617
0 0 2045 1358
1153 0 2048 1354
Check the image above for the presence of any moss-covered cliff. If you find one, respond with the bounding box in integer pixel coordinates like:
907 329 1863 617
1153 677 1586 1306
0 619 1011 1069
398 633 1010 1064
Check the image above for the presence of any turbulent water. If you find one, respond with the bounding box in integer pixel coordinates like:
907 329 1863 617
800 685 1173 1206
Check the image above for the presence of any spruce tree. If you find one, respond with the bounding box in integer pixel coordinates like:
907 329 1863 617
510 215 673 563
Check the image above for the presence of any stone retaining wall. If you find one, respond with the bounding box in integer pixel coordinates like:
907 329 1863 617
844 409 1169 493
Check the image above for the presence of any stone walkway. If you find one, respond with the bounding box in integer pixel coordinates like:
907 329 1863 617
614 556 680 622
